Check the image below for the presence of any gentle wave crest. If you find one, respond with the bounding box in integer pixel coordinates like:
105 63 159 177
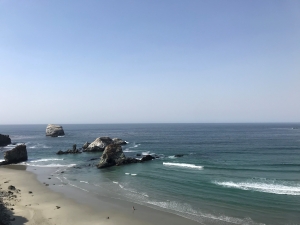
214 181 300 195
30 158 64 163
163 162 203 170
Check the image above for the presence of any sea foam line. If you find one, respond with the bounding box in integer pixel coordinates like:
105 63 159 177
214 181 300 195
163 162 203 170
30 158 64 163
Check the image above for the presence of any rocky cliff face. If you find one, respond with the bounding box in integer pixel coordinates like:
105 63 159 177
0 134 11 147
2 144 28 164
46 124 65 137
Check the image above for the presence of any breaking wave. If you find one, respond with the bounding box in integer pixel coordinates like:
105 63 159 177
214 180 300 195
163 162 203 170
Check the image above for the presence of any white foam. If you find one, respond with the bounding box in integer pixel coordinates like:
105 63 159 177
131 174 137 176
142 151 150 155
22 163 76 168
113 181 119 184
0 159 4 162
80 181 89 184
214 181 300 195
29 144 51 149
163 162 203 170
168 156 176 159
125 173 130 175
123 149 136 152
30 158 64 163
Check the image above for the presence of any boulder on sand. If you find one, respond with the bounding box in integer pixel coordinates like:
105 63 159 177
46 124 65 137
0 134 11 147
1 144 28 165
84 137 113 152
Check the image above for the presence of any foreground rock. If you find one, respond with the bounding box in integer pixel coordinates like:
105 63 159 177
97 144 155 169
0 134 11 147
46 124 65 137
84 137 113 152
0 144 28 165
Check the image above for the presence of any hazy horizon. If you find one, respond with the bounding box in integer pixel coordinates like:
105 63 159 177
1 0 299 124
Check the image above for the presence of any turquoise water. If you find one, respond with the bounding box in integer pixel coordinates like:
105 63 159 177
1 124 300 224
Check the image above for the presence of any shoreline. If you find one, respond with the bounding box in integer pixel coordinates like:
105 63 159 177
0 165 203 225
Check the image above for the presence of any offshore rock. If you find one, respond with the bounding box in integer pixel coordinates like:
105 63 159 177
82 142 90 150
2 144 28 164
97 144 126 168
46 124 65 137
56 149 81 155
141 155 155 162
112 138 127 145
84 137 113 152
0 134 11 147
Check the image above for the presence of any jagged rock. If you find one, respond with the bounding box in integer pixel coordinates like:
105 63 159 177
141 155 155 162
46 124 65 137
97 144 125 168
72 144 76 151
174 154 184 157
112 138 127 145
56 149 81 155
0 134 11 147
84 137 113 152
82 142 90 150
2 144 28 164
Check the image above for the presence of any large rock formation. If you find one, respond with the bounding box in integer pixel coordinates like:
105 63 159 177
97 144 155 169
46 124 65 137
97 144 126 168
84 137 113 152
0 145 28 165
0 134 11 147
112 138 127 145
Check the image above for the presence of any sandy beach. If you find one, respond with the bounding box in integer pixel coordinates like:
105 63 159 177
0 165 201 225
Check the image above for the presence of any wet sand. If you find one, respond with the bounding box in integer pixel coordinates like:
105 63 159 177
0 165 202 225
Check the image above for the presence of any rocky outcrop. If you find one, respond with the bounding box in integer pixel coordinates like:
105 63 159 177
56 149 81 155
97 144 156 169
0 134 11 147
112 138 127 145
84 137 113 152
0 145 28 165
97 144 125 168
46 124 65 137
141 155 155 162
82 142 90 150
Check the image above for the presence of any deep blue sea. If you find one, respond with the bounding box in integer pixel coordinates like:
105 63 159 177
1 124 300 225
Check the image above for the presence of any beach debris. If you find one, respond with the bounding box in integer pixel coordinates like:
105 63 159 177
8 185 16 191
29 191 32 194
56 206 61 209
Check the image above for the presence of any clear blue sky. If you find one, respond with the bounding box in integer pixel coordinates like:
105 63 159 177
1 0 299 124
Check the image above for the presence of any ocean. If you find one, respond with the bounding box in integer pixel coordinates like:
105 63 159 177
0 123 299 225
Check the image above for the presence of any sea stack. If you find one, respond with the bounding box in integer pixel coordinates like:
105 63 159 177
46 124 65 137
0 134 11 146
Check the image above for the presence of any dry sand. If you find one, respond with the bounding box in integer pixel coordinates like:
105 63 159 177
0 165 202 225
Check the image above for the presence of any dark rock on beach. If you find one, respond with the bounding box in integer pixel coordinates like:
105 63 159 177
46 124 65 137
0 134 11 147
0 144 28 165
